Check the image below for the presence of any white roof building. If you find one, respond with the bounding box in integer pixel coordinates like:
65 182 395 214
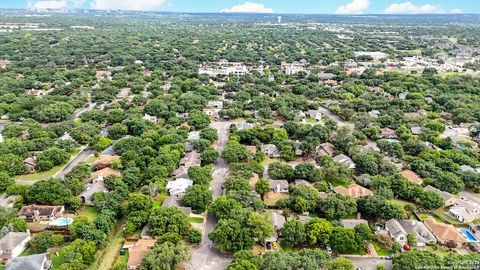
166 178 193 197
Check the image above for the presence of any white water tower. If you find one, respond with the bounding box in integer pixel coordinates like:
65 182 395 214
277 16 282 23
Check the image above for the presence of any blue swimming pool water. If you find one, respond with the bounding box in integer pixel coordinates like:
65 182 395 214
459 228 478 242
51 217 73 226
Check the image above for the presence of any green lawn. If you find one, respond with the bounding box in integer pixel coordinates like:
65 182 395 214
447 37 458 43
189 217 204 223
15 163 65 181
434 208 464 225
373 242 392 256
90 221 125 270
51 250 66 269
15 148 81 182
330 179 351 187
152 195 168 209
77 206 99 222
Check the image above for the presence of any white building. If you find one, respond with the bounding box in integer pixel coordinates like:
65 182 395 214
281 60 307 75
166 178 193 197
0 232 30 261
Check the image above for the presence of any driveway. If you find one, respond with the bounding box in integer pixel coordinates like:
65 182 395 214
187 120 236 270
346 256 392 270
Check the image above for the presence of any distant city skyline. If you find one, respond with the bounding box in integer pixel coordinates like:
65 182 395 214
0 1 477 14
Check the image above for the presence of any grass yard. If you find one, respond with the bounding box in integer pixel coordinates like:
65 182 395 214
264 192 290 206
90 221 125 270
447 37 458 43
434 208 464 225
83 155 98 164
152 195 168 209
51 249 66 269
77 206 99 222
426 245 451 257
15 148 81 182
15 163 65 181
373 242 392 256
189 217 204 223
260 156 276 167
330 179 351 187
111 250 128 269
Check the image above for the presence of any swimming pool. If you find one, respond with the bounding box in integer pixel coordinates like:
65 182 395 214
459 228 479 242
49 217 73 226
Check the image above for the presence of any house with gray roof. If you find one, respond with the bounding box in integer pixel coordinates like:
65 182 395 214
0 232 30 260
261 144 280 158
340 219 368 230
333 154 356 169
79 180 107 206
386 219 436 246
6 253 50 270
269 180 289 193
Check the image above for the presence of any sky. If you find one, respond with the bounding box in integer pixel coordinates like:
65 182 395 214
0 0 477 14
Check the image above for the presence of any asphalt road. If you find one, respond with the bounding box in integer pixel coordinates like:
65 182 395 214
187 120 236 270
54 147 94 179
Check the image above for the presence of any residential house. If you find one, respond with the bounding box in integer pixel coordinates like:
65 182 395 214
23 157 37 173
0 60 11 69
25 89 46 96
172 166 189 179
57 132 72 142
294 179 314 187
317 72 336 80
386 219 436 247
207 100 223 109
162 197 192 216
306 110 323 121
143 114 157 123
340 219 368 230
333 154 356 169
281 60 307 75
448 199 480 223
385 219 408 243
268 180 289 193
166 178 193 197
334 183 373 198
127 239 157 270
265 212 286 249
180 151 201 168
116 88 130 99
260 144 280 158
424 185 457 206
423 218 467 245
79 180 107 206
368 110 380 118
18 205 64 222
294 141 303 156
92 155 120 171
0 232 30 261
235 123 255 130
315 143 335 157
187 131 201 141
401 170 423 185
411 126 423 135
95 70 111 80
203 108 220 119
381 128 398 139
90 167 122 182
6 253 50 270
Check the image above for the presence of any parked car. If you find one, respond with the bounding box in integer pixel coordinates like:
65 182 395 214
326 245 332 254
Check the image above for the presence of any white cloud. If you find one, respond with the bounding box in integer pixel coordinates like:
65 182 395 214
30 0 67 9
335 0 369 14
221 2 274 13
71 0 86 7
91 0 168 11
384 2 461 14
